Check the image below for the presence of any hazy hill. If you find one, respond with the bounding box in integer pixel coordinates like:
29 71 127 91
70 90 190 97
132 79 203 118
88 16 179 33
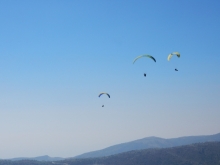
60 142 220 165
1 142 220 165
75 132 220 158
9 155 64 161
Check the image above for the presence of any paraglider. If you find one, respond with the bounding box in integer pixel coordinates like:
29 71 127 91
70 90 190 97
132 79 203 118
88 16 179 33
99 92 110 107
133 55 156 77
167 52 180 71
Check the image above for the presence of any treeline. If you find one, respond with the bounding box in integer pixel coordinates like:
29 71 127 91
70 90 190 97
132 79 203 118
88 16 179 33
1 142 220 165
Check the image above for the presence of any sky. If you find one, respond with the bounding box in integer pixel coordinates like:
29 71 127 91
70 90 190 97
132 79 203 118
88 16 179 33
0 0 220 159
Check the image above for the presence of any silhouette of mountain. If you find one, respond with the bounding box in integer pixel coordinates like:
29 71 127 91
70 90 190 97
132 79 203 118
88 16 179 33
74 132 220 158
9 155 64 161
1 141 220 165
60 142 220 165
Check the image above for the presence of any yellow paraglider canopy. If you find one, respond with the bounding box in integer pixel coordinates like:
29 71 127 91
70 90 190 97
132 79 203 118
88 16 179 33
167 52 180 61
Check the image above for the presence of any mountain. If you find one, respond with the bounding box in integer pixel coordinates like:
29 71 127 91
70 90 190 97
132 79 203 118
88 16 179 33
1 142 220 165
59 142 220 165
74 132 220 158
9 155 64 161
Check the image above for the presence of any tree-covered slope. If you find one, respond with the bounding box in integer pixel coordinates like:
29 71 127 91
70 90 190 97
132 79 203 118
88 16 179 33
75 133 220 158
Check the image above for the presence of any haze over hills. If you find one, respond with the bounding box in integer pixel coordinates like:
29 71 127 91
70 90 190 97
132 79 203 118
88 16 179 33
3 133 220 161
8 155 64 162
1 142 220 165
60 142 220 165
74 132 220 158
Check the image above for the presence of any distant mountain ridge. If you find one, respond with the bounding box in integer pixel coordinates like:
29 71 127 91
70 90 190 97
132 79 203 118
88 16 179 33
61 142 220 165
74 132 220 158
9 155 64 161
1 142 220 165
3 132 220 161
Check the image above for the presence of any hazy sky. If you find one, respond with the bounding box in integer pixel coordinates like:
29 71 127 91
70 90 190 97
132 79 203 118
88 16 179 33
0 0 220 159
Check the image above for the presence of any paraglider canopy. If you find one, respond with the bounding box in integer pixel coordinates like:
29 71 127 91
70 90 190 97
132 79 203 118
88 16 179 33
167 52 180 61
98 92 110 98
133 55 156 64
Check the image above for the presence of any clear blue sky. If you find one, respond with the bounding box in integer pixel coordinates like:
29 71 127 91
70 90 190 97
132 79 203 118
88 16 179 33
0 0 220 159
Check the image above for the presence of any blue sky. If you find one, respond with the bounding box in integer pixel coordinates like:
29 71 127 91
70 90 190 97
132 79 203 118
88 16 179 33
0 0 220 158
